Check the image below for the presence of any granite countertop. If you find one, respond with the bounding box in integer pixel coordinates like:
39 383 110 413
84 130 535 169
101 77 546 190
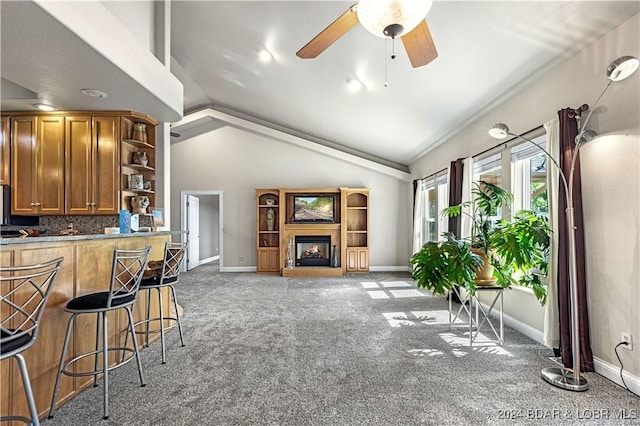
0 230 184 245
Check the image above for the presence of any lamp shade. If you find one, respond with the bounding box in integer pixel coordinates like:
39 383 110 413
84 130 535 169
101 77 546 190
488 123 510 139
606 56 639 82
357 0 432 38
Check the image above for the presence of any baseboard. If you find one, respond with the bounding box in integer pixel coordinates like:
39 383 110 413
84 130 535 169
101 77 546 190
478 301 640 395
220 266 256 273
477 300 545 345
594 356 640 395
200 255 219 264
369 266 411 272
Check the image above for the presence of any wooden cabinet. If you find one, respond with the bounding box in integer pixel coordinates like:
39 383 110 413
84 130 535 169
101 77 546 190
0 117 9 185
65 116 120 214
343 189 369 273
120 114 158 214
346 248 369 272
5 111 156 217
256 190 280 273
11 115 65 215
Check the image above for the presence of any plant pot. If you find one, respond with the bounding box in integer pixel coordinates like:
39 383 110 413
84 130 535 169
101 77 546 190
471 248 497 286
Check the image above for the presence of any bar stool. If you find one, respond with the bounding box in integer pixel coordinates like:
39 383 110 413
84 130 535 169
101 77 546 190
1 257 64 426
134 242 187 364
48 247 150 420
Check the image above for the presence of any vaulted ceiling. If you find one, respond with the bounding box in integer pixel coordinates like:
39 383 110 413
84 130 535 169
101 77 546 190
170 1 640 169
2 1 639 172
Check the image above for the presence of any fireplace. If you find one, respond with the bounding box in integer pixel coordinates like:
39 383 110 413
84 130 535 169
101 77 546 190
295 235 331 267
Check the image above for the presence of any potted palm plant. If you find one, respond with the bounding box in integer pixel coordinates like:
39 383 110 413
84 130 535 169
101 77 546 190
410 181 550 304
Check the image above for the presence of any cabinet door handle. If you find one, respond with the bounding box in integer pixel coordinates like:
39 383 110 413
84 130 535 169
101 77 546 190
86 202 92 206
34 202 41 206
91 202 96 206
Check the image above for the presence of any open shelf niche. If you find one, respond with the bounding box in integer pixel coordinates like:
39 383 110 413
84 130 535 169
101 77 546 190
120 113 157 214
256 190 280 273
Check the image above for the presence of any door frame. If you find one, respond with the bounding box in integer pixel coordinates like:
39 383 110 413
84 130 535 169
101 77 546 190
180 190 224 271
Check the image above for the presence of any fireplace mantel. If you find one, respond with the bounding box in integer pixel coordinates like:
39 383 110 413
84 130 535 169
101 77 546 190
256 187 369 277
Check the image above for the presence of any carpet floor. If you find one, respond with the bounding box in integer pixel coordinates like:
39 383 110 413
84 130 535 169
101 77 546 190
43 263 639 425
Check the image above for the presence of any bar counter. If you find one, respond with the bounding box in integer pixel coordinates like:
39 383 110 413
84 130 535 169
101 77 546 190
1 231 182 421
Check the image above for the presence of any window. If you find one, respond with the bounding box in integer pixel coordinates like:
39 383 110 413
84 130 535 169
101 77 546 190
511 135 548 216
419 171 448 244
473 153 503 228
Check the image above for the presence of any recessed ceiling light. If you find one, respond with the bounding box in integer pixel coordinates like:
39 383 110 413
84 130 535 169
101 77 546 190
258 49 273 63
33 103 55 111
346 79 364 93
81 88 109 98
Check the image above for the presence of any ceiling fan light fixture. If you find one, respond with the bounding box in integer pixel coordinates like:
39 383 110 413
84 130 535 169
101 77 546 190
357 0 432 38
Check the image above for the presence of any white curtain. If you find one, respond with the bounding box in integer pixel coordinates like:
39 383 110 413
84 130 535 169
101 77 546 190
460 156 474 239
543 118 560 348
412 179 425 255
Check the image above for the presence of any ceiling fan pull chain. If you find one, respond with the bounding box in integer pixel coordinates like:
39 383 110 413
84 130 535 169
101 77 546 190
384 38 389 87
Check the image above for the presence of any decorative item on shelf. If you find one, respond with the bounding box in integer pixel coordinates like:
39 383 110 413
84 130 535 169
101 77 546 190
332 244 340 268
285 238 294 269
130 195 150 214
151 208 164 227
263 237 268 247
129 174 144 190
143 181 152 191
131 151 149 167
132 122 147 142
130 214 140 231
265 198 276 206
119 209 131 234
266 208 275 231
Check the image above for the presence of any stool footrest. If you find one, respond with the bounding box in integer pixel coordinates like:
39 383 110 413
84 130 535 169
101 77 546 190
60 347 137 378
134 316 180 336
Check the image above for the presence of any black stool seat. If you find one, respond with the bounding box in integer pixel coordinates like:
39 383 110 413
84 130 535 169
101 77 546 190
66 292 136 311
0 330 33 355
140 275 177 287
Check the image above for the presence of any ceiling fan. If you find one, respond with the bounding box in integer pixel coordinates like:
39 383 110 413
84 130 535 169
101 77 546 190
296 0 438 68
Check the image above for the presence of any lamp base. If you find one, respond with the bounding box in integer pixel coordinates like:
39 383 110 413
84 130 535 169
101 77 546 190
541 367 589 392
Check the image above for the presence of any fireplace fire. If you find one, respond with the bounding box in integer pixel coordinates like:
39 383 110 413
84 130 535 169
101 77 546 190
295 236 331 267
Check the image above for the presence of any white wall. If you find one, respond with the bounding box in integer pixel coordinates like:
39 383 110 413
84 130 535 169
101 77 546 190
410 14 640 380
198 194 220 260
170 126 411 270
101 1 154 51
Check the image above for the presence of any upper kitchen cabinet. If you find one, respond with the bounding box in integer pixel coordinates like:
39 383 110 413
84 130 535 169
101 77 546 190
11 116 65 215
0 117 9 185
65 116 120 215
0 117 11 185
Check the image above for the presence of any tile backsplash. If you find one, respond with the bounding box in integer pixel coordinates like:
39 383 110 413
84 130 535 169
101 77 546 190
39 215 119 234
28 215 155 234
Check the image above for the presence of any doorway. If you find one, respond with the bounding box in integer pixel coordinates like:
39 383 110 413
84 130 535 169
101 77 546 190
181 190 223 271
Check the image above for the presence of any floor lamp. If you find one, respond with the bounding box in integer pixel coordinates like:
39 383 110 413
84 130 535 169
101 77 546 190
488 55 639 392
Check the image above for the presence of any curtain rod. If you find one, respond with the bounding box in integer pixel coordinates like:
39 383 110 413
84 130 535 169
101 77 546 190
414 167 447 184
414 105 586 183
472 125 544 159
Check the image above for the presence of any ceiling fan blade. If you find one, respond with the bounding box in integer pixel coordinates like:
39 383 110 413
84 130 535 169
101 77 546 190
296 6 359 59
401 20 438 68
